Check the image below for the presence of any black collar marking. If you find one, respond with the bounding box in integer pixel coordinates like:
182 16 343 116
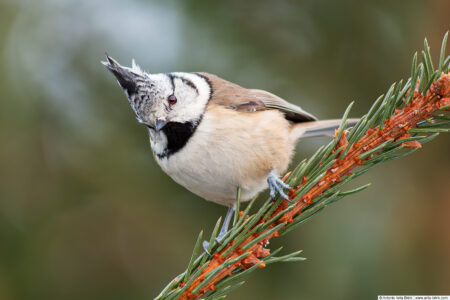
156 119 200 159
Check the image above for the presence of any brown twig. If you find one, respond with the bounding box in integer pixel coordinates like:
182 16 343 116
179 73 450 300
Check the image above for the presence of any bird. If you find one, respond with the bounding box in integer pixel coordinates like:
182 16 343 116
103 55 357 249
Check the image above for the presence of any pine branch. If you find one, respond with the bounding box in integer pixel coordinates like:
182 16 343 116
156 34 450 300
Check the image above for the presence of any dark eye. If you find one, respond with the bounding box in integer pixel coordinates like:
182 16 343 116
167 95 177 105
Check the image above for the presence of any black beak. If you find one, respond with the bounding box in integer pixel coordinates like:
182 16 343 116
102 54 138 95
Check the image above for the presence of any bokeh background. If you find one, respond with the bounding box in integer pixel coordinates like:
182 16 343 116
0 0 449 299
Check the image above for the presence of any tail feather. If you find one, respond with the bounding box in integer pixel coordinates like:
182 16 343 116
290 118 359 140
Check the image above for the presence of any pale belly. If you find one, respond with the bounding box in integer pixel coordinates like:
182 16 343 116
154 107 295 206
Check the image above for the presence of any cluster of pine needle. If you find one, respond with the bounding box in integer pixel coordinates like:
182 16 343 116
156 34 450 300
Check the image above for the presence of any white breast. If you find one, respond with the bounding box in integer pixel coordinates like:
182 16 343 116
154 106 295 206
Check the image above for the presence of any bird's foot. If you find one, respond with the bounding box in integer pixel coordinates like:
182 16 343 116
202 240 213 255
202 231 227 255
267 170 292 201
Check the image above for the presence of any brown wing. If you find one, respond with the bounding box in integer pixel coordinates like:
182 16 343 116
200 72 317 122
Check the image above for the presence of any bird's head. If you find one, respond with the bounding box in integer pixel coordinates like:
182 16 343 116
102 55 211 132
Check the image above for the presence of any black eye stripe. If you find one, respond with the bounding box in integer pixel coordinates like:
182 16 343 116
166 73 175 93
168 74 199 95
178 77 198 94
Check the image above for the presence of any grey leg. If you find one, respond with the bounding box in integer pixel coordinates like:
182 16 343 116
267 170 292 201
203 206 235 254
217 206 234 241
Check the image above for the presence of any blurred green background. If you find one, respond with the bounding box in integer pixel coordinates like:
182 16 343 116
0 0 449 299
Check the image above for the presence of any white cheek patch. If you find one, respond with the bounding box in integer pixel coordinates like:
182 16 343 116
169 72 211 124
171 78 200 122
